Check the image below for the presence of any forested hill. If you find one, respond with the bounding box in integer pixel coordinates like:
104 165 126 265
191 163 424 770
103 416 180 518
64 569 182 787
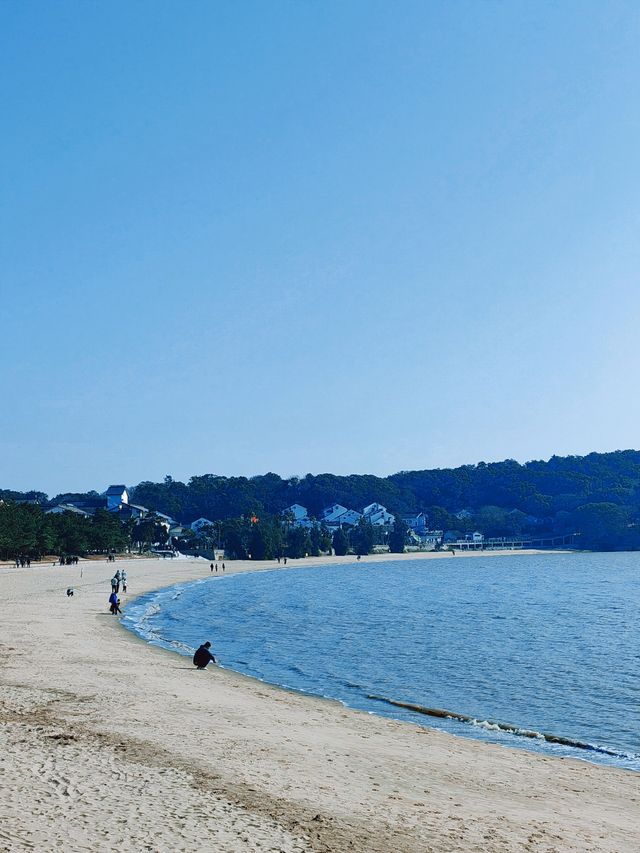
123 450 640 549
4 450 640 551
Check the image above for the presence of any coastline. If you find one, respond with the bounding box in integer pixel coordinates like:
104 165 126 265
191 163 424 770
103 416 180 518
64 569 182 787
1 551 637 852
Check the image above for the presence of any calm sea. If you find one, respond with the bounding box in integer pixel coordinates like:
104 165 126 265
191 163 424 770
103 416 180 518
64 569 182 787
123 552 640 771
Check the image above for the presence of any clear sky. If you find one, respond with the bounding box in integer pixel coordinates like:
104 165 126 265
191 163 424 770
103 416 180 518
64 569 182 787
2 1 640 497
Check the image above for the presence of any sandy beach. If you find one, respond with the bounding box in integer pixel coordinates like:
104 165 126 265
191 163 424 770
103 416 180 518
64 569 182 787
1 551 637 852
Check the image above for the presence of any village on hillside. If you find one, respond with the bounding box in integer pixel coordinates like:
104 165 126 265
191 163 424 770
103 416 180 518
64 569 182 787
40 485 565 555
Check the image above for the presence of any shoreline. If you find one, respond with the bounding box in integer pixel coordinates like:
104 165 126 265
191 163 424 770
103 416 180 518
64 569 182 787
119 549 608 760
1 550 638 852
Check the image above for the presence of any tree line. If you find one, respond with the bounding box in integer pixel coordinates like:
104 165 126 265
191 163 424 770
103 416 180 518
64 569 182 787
0 504 130 560
5 449 640 555
129 450 640 551
0 502 396 561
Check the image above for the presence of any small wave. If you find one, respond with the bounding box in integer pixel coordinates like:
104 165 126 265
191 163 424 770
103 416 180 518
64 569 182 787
367 695 636 760
286 663 315 679
163 638 196 655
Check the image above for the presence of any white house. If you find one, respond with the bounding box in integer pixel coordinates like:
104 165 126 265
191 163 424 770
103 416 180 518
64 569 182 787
402 512 428 535
465 531 484 543
362 503 395 526
287 503 309 521
422 529 443 546
322 505 362 528
127 503 149 520
149 510 175 532
338 509 362 526
407 529 443 550
282 504 313 527
191 517 216 533
45 503 92 518
322 504 350 523
106 485 129 510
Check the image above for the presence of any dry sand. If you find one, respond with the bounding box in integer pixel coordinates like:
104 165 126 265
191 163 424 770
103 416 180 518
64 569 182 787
1 551 638 852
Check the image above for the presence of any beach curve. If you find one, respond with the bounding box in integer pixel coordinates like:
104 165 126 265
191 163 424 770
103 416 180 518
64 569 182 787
1 551 638 852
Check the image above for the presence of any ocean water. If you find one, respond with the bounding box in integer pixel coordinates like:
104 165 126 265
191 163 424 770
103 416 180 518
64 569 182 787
123 552 640 771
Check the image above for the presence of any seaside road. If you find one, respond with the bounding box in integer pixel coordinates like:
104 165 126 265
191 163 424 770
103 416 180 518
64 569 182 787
1 554 639 852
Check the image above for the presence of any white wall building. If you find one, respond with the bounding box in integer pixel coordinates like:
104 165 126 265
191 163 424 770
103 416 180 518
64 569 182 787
362 503 395 526
322 504 362 528
322 504 349 523
106 485 129 510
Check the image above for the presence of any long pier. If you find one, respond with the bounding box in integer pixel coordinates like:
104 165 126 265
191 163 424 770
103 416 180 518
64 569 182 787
450 533 580 551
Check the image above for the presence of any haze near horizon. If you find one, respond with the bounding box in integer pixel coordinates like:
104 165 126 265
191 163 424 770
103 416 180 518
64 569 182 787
2 1 640 496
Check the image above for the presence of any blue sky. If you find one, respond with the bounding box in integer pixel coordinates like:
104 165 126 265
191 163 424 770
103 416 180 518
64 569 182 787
2 1 640 496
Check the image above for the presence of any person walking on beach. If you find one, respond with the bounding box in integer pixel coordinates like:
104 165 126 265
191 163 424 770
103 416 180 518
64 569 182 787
111 576 118 594
108 591 121 615
210 563 214 572
121 570 127 593
193 642 217 669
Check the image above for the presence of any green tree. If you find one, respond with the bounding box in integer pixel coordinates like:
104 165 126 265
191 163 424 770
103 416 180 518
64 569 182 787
49 511 90 556
426 506 454 531
332 527 349 556
388 517 407 553
350 518 375 555
286 526 312 558
309 524 332 556
133 513 167 552
249 522 270 560
221 518 249 559
570 503 630 550
90 509 129 553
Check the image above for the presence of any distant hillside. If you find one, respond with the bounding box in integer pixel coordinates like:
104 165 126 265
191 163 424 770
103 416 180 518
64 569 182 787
128 450 640 550
5 450 640 552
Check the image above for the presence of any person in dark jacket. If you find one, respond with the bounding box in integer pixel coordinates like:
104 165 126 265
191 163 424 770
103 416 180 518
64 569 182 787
193 642 217 669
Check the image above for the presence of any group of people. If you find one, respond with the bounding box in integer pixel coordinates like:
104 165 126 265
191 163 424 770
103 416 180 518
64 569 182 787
111 569 127 593
108 568 127 615
15 556 31 568
209 562 226 573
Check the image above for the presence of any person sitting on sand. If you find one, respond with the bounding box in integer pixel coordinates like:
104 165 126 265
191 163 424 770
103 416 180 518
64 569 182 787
193 642 217 669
